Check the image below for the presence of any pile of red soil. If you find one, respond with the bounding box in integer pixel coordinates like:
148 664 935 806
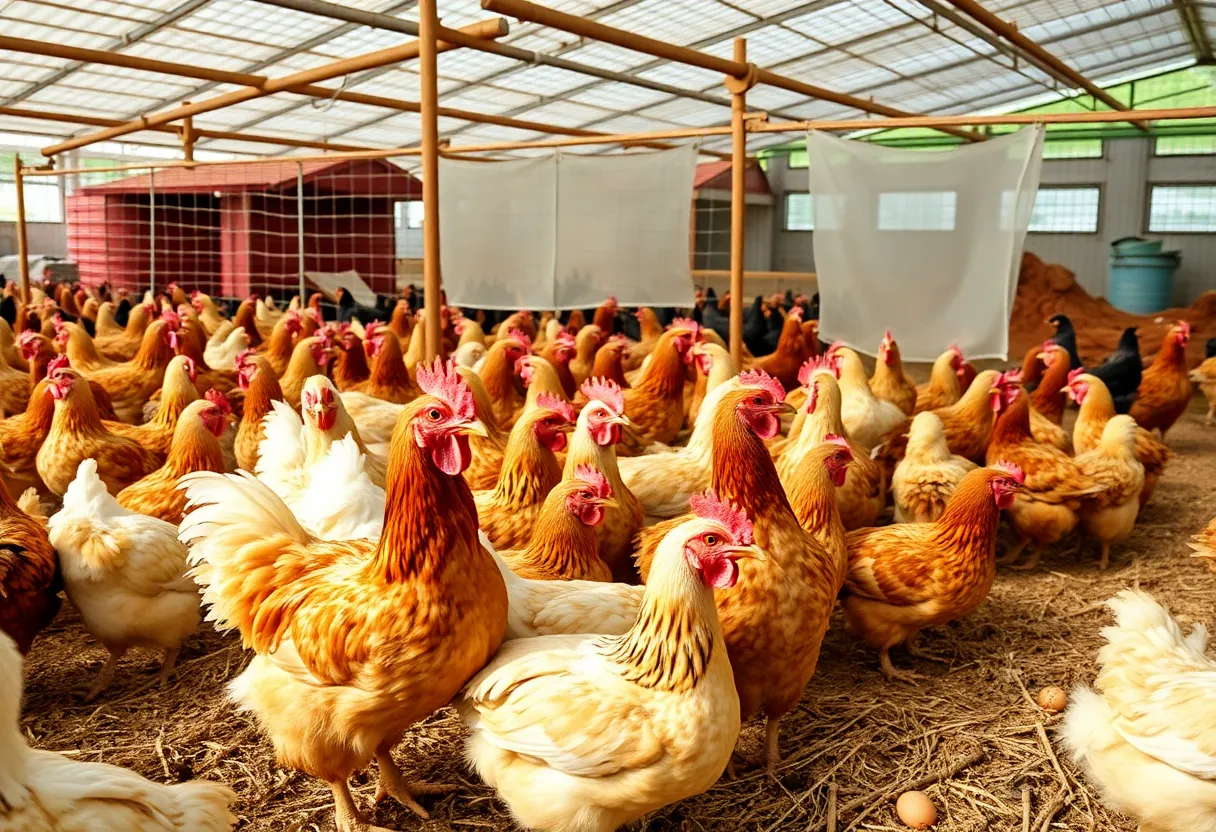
1009 252 1216 366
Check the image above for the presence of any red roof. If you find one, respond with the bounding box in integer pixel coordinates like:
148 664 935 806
77 158 421 198
693 160 771 195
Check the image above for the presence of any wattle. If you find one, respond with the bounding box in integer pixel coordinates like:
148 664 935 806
702 557 739 589
432 433 472 475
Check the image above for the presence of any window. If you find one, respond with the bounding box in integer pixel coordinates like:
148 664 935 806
0 152 62 223
1154 136 1216 156
784 192 813 231
1042 139 1103 160
1148 185 1216 232
1027 187 1101 233
394 200 424 229
787 149 808 169
877 191 956 231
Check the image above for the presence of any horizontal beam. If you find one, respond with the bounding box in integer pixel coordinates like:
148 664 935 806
479 0 984 143
0 105 378 152
22 104 1216 178
37 18 509 157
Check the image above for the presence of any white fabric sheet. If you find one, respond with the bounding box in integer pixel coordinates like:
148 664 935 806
807 127 1044 361
304 269 377 307
439 146 696 310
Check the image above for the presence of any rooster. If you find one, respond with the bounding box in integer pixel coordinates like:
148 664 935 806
179 359 507 831
621 320 698 447
460 492 756 832
914 345 964 414
116 395 230 524
1130 321 1193 438
869 329 917 416
634 371 839 772
841 463 1024 682
563 378 640 582
36 366 161 496
49 458 201 701
1061 590 1216 832
0 477 59 655
476 393 575 551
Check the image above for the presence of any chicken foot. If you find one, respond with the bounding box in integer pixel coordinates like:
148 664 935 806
905 633 948 664
330 779 396 832
156 646 180 688
84 646 128 702
764 716 782 776
374 750 456 820
879 648 925 685
1007 543 1045 572
996 537 1030 566
1098 543 1112 571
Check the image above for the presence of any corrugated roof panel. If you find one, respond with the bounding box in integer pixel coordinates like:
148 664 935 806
496 63 598 96
600 0 756 46
558 41 650 72
566 81 671 111
783 0 912 46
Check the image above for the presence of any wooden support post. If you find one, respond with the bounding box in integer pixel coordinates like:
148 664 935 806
181 103 196 162
419 0 442 360
13 156 30 305
725 38 757 368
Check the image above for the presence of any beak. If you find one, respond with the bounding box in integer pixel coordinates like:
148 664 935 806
1035 352 1048 361
612 413 632 427
600 497 620 510
778 402 797 417
727 543 765 561
459 419 489 438
558 422 576 434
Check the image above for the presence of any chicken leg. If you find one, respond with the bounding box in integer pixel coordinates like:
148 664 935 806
764 716 782 775
84 646 127 702
156 646 180 687
880 647 924 684
1008 543 1045 572
330 779 395 832
996 536 1029 566
905 633 948 664
374 749 455 820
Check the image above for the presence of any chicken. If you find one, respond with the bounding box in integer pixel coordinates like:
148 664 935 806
1061 590 1216 832
1089 326 1143 414
260 310 302 377
94 301 151 361
476 393 575 551
36 367 161 497
869 329 918 416
253 295 283 340
48 459 200 701
687 341 736 427
278 334 333 410
1027 344 1073 452
57 321 114 374
495 465 614 582
832 346 907 451
779 360 885 530
538 329 578 400
591 296 619 336
204 323 248 371
287 435 387 541
518 355 568 408
331 327 372 391
621 320 698 446
0 631 236 831
191 291 227 335
892 412 978 523
563 378 641 582
81 317 177 423
1190 355 1216 425
633 373 839 771
1130 321 1193 438
0 339 27 418
985 389 1101 571
351 327 415 404
479 329 532 427
840 463 1023 682
589 335 629 389
0 477 59 655
233 354 285 473
745 305 807 391
457 367 509 492
462 495 754 832
179 359 507 831
116 395 230 524
1072 415 1145 570
914 345 964 413
623 306 665 371
1069 372 1171 507
0 316 27 372
0 378 54 498
124 354 201 458
568 324 602 386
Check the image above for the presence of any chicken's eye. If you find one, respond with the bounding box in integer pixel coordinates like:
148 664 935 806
704 533 718 545
581 491 593 500
427 408 442 421
752 396 763 405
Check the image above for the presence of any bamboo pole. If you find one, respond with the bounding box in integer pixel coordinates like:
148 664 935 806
478 0 982 143
181 104 195 162
726 38 755 368
38 18 508 157
419 0 442 361
13 156 30 305
20 104 1216 179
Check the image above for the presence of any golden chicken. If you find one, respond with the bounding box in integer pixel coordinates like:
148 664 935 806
914 345 964 413
892 412 978 524
620 320 698 446
869 329 917 415
1130 321 1193 438
1073 415 1145 570
832 346 906 450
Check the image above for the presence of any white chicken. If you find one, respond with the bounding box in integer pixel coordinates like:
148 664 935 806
459 493 759 832
832 346 906 451
290 436 386 541
1061 589 1216 832
47 459 200 702
0 631 236 832
203 323 248 372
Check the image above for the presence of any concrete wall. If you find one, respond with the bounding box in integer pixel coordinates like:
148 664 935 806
0 221 67 258
764 138 1216 305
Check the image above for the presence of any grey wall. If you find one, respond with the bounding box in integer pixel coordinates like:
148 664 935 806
764 138 1216 305
0 221 67 258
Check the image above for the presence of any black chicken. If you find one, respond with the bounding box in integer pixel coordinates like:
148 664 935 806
699 287 730 345
1050 314 1142 414
335 287 393 325
1206 337 1216 359
1046 314 1083 370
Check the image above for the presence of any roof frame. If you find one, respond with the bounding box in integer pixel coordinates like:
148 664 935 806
1172 0 1214 63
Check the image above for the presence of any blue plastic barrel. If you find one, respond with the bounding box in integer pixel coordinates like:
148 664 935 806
1108 250 1180 314
1111 236 1164 256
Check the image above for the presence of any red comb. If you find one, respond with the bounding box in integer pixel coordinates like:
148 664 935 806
823 434 851 452
579 377 624 415
884 329 893 342
797 355 838 387
1067 367 1083 384
556 328 575 347
949 342 964 358
204 388 232 414
787 306 803 322
670 317 700 336
739 369 786 403
1179 320 1192 337
47 354 70 375
416 358 475 421
573 464 612 499
536 391 575 423
992 460 1025 484
506 328 533 352
161 309 181 329
689 489 754 546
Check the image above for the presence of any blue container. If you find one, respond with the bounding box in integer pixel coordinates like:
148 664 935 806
1108 251 1180 314
1111 236 1165 256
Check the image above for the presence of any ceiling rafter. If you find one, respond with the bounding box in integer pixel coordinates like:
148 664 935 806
1171 0 1214 63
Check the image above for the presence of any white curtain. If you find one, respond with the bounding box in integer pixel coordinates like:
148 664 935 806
807 127 1044 361
439 146 697 310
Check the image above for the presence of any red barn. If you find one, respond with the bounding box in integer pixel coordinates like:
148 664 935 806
66 158 421 298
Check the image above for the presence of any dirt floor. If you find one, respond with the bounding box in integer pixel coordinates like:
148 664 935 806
18 394 1216 832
